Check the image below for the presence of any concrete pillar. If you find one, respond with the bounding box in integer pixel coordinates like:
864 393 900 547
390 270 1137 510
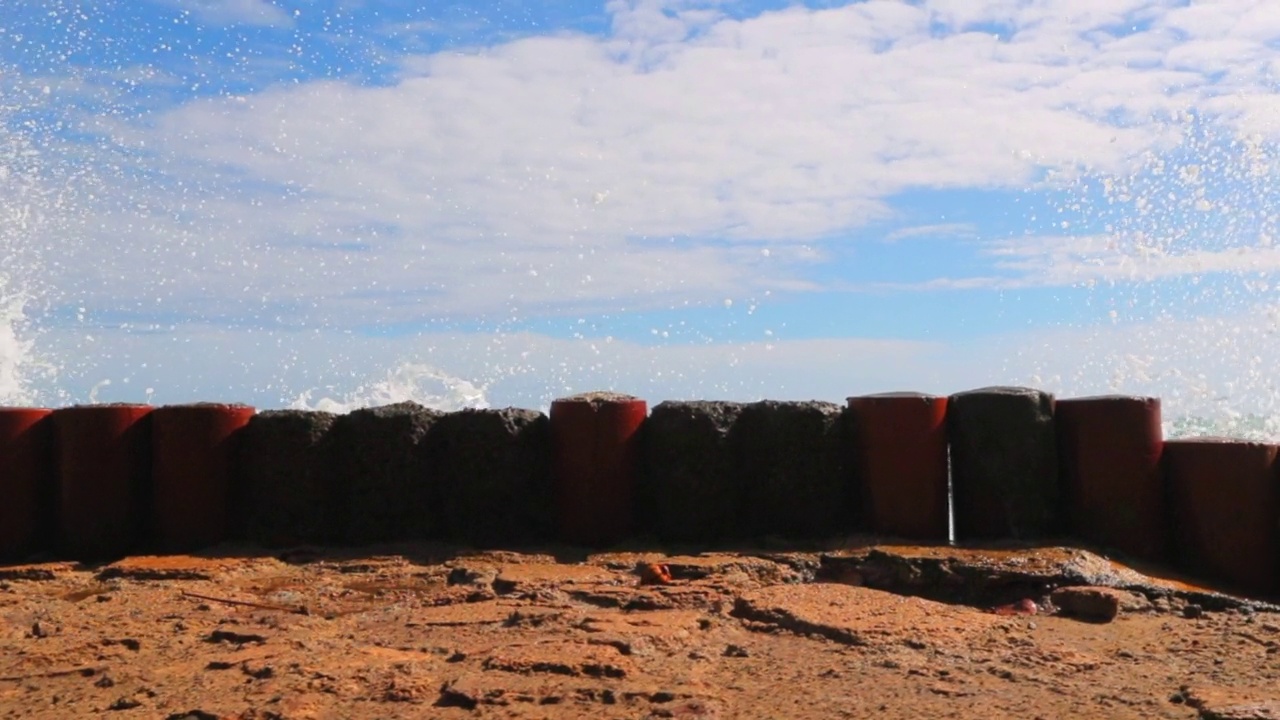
0 408 54 559
550 392 646 547
329 402 442 545
949 387 1059 541
1056 395 1165 561
641 401 744 542
1165 438 1279 597
846 393 949 541
151 403 256 552
233 409 339 547
434 408 551 546
53 404 153 560
729 400 850 540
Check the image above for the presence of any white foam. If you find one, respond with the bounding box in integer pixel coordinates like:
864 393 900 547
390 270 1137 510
0 291 38 405
288 362 490 414
0 103 53 407
1023 115 1280 440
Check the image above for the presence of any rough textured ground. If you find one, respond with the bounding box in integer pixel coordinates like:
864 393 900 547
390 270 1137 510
2 540 1279 719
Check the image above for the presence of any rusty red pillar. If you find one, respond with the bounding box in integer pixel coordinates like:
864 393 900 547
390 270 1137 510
846 393 949 541
1164 438 1279 597
1056 396 1166 561
151 403 256 552
550 392 646 547
53 404 153 561
0 408 54 559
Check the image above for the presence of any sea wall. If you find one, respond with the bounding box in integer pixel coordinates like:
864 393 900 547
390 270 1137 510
0 388 1277 599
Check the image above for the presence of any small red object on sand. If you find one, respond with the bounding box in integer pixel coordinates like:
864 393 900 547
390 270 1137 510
639 563 673 585
991 598 1038 616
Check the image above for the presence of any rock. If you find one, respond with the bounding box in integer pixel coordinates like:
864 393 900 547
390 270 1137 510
404 600 559 628
1184 686 1280 719
481 640 633 678
491 562 614 594
638 562 673 585
991 598 1038 616
0 565 62 581
1051 586 1133 622
948 386 1060 540
96 555 227 581
640 401 744 542
205 630 267 646
241 660 273 679
1199 701 1280 719
108 696 142 710
733 583 1000 648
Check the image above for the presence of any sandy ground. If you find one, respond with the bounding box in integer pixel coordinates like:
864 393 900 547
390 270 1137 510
2 540 1279 719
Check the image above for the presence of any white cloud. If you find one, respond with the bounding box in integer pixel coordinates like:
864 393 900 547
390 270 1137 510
30 323 952 410
157 0 294 27
985 235 1280 287
25 282 1280 431
992 300 1280 424
35 290 1280 430
13 0 1280 419
47 0 1278 327
882 223 977 243
862 234 1280 292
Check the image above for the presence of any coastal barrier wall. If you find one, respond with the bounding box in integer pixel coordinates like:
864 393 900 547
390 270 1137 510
0 387 1276 599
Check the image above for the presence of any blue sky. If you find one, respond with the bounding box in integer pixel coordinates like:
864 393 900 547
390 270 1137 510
4 0 1280 417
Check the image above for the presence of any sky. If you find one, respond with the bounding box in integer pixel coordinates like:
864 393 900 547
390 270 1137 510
3 0 1280 420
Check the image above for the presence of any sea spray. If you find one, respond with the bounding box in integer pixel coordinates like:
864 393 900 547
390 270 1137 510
0 293 38 404
289 362 490 414
1018 112 1280 439
0 93 57 406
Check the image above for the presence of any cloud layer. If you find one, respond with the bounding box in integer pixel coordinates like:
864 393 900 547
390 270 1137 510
7 0 1280 411
29 0 1276 329
157 0 294 27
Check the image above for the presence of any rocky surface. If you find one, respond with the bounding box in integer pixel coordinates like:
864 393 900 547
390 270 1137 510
1 540 1278 719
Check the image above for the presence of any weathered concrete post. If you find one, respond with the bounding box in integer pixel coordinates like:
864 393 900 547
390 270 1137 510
846 392 949 541
949 387 1059 541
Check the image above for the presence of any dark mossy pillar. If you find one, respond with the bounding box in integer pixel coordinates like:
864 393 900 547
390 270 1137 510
433 408 552 546
728 400 850 540
640 401 744 543
949 387 1060 542
233 409 339 547
330 402 442 545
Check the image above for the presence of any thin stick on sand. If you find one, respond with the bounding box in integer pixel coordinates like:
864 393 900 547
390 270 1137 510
180 590 309 615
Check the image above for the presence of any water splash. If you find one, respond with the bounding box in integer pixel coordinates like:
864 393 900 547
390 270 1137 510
289 362 490 414
0 293 38 405
0 93 58 406
1166 413 1280 443
1007 111 1280 438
